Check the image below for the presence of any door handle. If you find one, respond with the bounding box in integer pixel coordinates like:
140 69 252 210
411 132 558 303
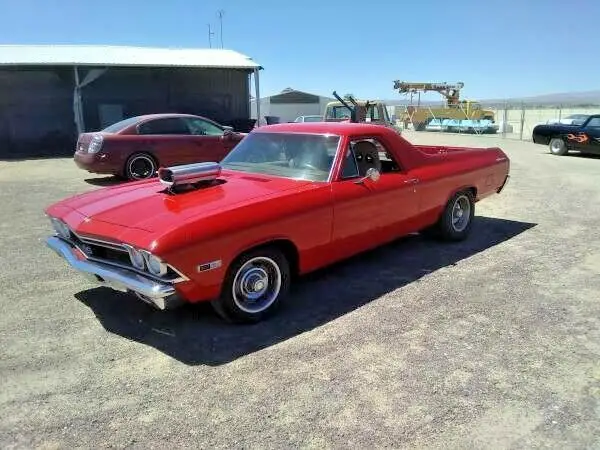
404 178 419 184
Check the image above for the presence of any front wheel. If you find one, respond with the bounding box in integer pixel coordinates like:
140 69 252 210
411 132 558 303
212 247 291 323
549 137 568 156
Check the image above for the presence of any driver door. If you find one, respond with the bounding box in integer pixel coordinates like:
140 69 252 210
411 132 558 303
330 138 420 260
577 117 600 154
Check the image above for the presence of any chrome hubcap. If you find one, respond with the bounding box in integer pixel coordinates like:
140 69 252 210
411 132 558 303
129 156 154 179
232 256 281 313
451 195 471 232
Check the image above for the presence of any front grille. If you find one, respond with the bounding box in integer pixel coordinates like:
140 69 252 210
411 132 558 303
66 231 186 283
88 245 131 265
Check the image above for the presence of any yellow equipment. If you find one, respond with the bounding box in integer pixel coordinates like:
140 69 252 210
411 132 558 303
393 81 495 131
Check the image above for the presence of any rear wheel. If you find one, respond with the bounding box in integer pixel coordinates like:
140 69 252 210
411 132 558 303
212 247 291 323
422 190 475 241
125 152 157 180
549 137 568 156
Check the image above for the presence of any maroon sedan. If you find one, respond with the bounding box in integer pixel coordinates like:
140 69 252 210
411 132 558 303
74 113 245 180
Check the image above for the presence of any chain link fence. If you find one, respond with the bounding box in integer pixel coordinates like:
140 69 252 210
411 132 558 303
486 105 600 140
392 104 600 141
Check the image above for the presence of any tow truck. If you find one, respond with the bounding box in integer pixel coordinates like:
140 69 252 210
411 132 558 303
323 92 402 133
394 81 497 134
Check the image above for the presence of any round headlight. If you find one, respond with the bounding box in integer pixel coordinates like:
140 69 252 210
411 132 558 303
143 252 167 277
124 245 145 270
50 218 71 239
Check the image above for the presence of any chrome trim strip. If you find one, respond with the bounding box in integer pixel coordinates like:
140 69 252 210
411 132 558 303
86 256 187 283
326 135 344 183
46 236 176 300
497 174 510 194
71 231 127 252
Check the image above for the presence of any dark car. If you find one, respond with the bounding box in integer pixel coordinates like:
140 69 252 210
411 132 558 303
74 113 246 180
532 114 600 156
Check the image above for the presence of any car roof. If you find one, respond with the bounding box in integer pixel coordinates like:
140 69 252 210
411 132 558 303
253 121 391 135
131 113 206 121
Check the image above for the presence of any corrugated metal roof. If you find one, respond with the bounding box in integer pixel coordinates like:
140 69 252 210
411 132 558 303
0 44 262 69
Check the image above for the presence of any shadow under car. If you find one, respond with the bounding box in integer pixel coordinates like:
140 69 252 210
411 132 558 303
74 215 537 366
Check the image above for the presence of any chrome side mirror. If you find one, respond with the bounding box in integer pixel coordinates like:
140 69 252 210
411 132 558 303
354 167 380 184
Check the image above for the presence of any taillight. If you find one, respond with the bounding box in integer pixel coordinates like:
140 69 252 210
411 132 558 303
88 134 104 154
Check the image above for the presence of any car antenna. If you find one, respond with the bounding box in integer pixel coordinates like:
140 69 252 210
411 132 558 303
332 91 357 123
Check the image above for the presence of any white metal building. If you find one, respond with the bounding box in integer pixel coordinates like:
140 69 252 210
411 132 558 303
250 88 335 123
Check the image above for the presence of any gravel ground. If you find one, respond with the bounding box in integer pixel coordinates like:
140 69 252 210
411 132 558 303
1 132 599 449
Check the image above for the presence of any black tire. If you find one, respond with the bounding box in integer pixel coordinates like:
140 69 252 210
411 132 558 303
125 152 158 181
423 190 475 241
549 137 568 156
211 247 291 324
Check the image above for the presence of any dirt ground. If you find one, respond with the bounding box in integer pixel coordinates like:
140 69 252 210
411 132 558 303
1 131 599 449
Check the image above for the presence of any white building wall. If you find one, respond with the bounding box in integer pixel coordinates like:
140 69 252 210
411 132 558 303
249 98 271 120
268 103 322 123
319 96 335 115
251 95 336 124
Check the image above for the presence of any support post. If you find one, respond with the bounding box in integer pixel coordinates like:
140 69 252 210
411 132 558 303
519 102 525 140
254 68 261 127
73 66 84 135
501 102 508 138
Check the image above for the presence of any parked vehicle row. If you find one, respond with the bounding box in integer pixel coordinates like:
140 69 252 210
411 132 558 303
46 121 510 324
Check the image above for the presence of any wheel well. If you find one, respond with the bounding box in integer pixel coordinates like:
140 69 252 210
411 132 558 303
235 239 300 278
451 186 476 202
466 186 477 199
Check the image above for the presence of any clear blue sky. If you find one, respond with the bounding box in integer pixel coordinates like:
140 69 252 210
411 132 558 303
0 0 597 101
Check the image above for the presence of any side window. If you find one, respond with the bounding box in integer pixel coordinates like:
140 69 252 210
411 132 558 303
370 138 401 173
585 117 600 128
370 106 381 120
340 144 360 179
185 118 225 136
138 118 190 135
338 137 403 180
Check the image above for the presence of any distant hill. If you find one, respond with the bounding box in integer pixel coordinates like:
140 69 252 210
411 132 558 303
480 90 600 107
381 90 600 108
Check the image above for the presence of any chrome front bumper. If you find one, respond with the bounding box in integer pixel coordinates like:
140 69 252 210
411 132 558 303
45 236 182 310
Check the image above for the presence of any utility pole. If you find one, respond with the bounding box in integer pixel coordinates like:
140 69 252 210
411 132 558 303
217 10 224 48
207 23 215 48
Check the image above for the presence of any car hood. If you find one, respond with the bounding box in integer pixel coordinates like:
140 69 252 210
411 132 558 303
59 170 312 232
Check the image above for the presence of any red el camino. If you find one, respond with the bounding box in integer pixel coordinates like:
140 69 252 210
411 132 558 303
45 122 510 323
74 113 245 181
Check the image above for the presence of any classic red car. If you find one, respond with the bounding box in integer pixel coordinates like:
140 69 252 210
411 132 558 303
45 122 510 323
74 113 245 180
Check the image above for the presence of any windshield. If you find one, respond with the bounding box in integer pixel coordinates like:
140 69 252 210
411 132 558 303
303 115 323 122
565 114 589 125
325 106 352 120
220 132 340 182
102 116 141 133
